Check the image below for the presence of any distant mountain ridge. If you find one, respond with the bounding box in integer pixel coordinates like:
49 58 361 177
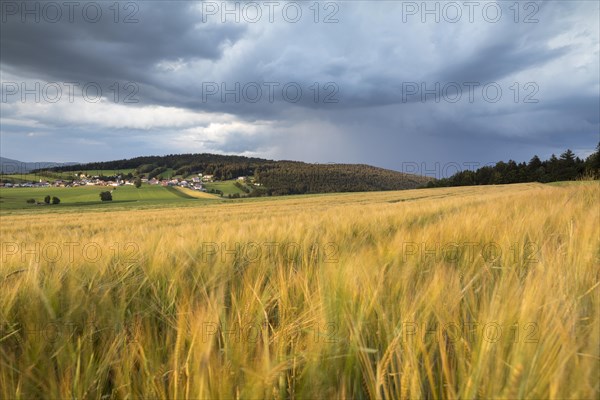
0 157 79 174
40 153 431 194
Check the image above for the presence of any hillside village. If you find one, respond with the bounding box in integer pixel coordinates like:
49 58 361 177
0 173 255 190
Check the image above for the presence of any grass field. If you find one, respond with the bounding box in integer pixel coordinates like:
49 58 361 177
0 172 67 183
0 182 598 398
203 180 249 196
0 185 220 213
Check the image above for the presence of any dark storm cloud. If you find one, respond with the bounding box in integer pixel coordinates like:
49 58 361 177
1 2 246 94
0 0 598 166
435 41 569 85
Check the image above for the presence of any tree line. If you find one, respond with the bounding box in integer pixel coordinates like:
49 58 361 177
426 144 600 188
45 153 269 173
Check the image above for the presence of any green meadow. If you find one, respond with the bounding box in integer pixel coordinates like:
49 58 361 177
203 180 249 196
0 185 220 213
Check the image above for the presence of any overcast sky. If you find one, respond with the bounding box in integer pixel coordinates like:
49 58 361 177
1 1 598 174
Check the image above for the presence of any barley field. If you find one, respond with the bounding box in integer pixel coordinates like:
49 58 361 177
0 182 598 399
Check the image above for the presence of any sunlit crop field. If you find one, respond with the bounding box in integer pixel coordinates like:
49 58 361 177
1 182 598 399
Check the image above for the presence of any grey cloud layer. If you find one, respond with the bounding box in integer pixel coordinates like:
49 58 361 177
1 1 598 168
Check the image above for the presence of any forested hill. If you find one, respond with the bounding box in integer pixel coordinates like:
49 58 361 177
44 153 431 195
46 153 269 173
255 163 430 195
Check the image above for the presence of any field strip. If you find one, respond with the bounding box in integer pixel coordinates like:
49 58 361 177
170 186 221 199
